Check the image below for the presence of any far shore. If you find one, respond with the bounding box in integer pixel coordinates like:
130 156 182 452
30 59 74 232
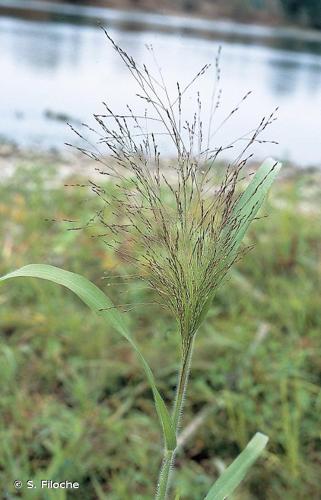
1 141 320 184
0 0 321 35
1 0 321 47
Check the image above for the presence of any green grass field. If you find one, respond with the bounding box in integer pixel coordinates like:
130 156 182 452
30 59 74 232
0 159 320 499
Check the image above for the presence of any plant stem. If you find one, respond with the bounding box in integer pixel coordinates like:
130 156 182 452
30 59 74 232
155 450 174 500
172 338 194 430
155 337 195 500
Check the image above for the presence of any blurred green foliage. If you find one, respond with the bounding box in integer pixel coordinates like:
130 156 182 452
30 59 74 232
280 0 321 28
0 160 320 499
137 0 321 29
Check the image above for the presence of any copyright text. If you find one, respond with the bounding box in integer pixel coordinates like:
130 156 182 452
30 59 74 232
14 480 80 489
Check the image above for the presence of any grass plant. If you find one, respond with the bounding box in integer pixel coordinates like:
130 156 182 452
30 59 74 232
0 34 291 499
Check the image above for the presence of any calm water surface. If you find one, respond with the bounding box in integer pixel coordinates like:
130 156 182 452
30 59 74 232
1 2 321 166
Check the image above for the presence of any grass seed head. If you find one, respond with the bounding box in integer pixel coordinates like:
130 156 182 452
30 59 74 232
70 32 277 349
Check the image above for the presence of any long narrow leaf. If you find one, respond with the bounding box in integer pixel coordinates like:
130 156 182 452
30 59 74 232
0 264 176 451
227 157 282 259
204 432 268 500
198 158 281 327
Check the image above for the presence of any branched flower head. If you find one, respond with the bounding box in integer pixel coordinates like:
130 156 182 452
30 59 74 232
68 31 279 351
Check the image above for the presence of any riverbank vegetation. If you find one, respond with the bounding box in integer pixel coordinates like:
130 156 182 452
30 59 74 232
0 155 320 498
3 0 321 31
51 0 321 29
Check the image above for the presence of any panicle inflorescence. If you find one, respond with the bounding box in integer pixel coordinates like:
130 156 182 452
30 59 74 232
67 31 277 350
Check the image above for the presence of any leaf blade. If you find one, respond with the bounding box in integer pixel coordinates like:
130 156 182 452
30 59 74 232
227 157 282 259
204 432 268 500
197 158 281 329
0 264 177 451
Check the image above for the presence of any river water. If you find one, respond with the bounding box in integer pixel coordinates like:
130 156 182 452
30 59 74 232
1 0 321 166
